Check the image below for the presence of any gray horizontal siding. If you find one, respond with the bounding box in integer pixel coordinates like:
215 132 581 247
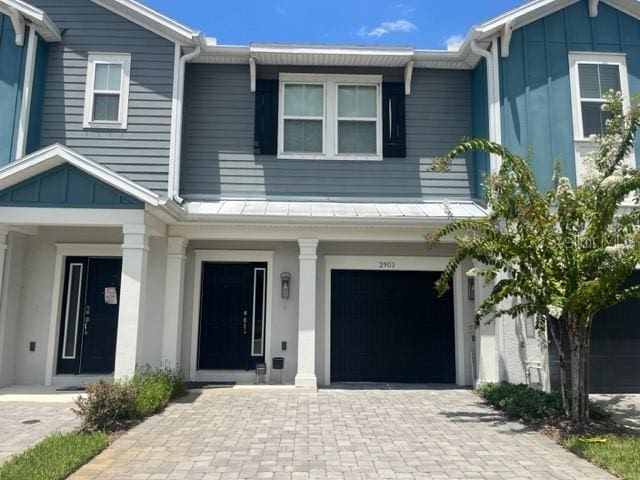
181 64 472 201
29 0 175 194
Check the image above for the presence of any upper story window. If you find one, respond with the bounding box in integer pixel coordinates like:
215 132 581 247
568 52 629 140
83 53 131 130
278 74 382 160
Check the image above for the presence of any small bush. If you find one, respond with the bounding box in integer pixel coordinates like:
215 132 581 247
478 382 610 422
73 380 139 432
132 366 187 417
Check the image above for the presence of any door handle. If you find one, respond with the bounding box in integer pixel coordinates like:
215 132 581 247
242 310 248 335
84 305 90 336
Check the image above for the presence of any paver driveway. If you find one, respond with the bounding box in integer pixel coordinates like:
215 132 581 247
71 386 614 480
0 401 79 464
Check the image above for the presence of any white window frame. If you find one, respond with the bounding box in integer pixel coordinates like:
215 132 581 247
61 262 84 360
83 53 131 130
251 267 267 357
568 52 630 142
278 73 383 161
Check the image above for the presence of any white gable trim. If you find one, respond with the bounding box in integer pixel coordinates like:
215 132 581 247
0 0 61 43
0 144 160 206
90 0 202 46
477 0 640 43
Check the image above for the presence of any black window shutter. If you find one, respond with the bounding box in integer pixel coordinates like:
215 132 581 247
254 79 279 155
382 82 406 158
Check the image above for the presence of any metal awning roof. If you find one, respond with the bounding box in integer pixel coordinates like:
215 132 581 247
185 200 487 224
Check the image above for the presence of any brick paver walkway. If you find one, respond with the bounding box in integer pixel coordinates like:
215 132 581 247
0 401 79 464
71 387 614 479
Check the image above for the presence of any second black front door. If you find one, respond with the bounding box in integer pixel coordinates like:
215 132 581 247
198 262 267 370
57 257 122 375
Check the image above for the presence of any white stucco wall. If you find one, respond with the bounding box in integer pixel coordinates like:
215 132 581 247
0 232 26 386
0 227 168 385
179 239 474 386
1 230 493 388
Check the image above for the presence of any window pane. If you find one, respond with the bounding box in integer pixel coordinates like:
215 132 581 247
338 85 376 118
63 264 83 359
599 64 621 94
93 94 120 121
582 101 607 136
94 63 122 91
338 121 377 154
284 84 323 116
579 64 601 99
284 119 323 153
252 268 265 356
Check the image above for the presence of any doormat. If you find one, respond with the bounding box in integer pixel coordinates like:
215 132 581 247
186 382 236 390
55 386 86 392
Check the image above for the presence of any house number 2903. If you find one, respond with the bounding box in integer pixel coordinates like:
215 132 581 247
378 261 396 269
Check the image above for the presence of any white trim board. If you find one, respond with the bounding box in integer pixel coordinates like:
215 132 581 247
44 244 122 386
90 0 201 45
189 250 275 382
322 255 468 387
0 0 61 43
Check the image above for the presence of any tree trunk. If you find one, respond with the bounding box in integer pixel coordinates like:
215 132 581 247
548 317 569 417
567 313 592 425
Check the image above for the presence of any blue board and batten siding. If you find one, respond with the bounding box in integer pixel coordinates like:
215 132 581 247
0 14 27 166
28 0 176 194
500 0 640 191
26 37 50 156
180 64 472 201
0 163 142 208
470 59 490 198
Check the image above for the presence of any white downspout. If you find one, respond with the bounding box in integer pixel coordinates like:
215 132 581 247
470 38 505 383
470 38 501 173
15 26 38 159
169 39 202 204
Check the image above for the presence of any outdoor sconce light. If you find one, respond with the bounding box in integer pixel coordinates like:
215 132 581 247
280 272 291 299
467 277 475 301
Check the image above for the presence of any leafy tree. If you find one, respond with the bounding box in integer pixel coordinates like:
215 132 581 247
428 92 640 425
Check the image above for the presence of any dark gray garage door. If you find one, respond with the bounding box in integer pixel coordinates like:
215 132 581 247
550 271 640 393
330 270 455 383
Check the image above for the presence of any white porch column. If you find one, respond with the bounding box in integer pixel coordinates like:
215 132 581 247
295 239 319 388
161 237 188 370
114 224 149 379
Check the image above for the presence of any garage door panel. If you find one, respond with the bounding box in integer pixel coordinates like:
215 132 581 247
549 271 640 393
330 269 455 384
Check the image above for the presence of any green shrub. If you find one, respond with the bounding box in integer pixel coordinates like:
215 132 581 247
477 382 610 422
73 381 139 432
132 366 187 417
0 432 108 480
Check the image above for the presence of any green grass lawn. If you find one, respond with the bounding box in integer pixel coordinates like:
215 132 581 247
0 432 108 480
566 434 640 480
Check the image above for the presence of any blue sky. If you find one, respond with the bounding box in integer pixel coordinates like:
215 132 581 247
144 0 525 49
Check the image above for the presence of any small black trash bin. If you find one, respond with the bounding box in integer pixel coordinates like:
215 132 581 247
272 357 285 384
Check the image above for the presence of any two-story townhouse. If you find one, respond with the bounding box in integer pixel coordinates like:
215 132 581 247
0 0 637 393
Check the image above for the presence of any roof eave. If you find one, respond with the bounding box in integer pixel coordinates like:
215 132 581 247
91 0 201 45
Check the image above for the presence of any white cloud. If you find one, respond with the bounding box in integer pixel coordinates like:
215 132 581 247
359 19 417 38
445 34 464 51
276 6 286 15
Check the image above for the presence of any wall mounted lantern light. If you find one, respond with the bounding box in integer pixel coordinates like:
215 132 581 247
280 272 291 299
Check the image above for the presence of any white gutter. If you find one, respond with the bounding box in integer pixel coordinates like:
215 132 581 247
470 39 502 173
169 37 203 203
15 26 37 159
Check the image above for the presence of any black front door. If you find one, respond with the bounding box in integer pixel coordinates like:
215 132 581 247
198 262 267 370
56 257 122 375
